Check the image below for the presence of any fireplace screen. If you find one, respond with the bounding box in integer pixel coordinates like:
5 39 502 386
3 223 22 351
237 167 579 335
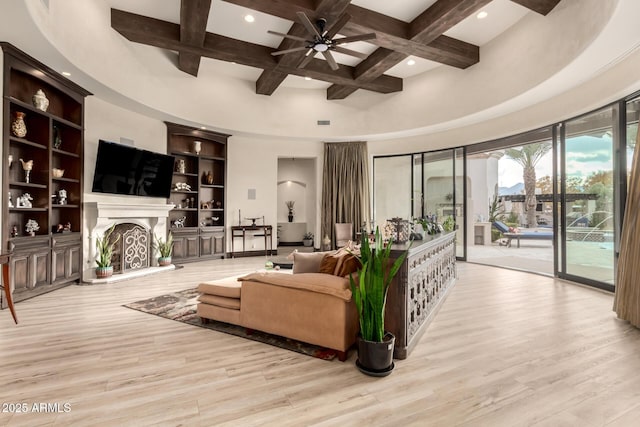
109 223 150 273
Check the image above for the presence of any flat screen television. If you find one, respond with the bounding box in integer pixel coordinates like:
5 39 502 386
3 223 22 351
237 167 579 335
92 140 175 198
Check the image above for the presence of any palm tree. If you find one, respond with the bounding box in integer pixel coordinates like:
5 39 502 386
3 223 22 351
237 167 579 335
505 142 551 228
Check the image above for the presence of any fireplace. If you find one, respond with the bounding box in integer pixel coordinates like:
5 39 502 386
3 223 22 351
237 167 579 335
84 202 175 283
110 223 150 273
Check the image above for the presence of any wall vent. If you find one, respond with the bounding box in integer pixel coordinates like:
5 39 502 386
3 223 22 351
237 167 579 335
317 120 330 126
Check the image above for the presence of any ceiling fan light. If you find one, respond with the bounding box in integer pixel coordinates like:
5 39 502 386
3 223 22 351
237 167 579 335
314 43 329 52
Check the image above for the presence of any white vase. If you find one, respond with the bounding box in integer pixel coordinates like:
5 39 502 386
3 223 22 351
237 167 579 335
32 89 49 112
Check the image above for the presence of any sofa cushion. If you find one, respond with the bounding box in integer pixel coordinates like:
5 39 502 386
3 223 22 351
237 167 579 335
197 277 242 298
198 294 241 310
238 272 352 301
292 251 327 274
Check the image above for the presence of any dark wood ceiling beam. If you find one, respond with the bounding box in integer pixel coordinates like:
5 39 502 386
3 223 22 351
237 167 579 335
220 0 479 68
510 0 562 15
111 9 401 94
328 0 490 100
255 0 352 95
178 0 212 76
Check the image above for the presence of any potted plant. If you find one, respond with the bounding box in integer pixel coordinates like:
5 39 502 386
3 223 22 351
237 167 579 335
154 231 173 266
95 224 119 278
349 227 408 376
302 232 314 247
285 200 295 222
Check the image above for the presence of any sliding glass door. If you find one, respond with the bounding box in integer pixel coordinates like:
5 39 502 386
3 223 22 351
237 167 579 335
559 106 615 289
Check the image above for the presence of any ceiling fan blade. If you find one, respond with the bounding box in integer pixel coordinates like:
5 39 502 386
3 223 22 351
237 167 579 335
322 50 339 71
325 14 351 39
296 12 321 38
271 46 310 56
267 30 308 43
332 46 368 59
334 33 376 45
298 50 315 69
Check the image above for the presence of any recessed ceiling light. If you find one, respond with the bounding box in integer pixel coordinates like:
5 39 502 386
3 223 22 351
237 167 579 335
244 14 255 23
200 126 207 130
477 11 488 19
304 77 312 81
407 59 416 66
61 71 71 76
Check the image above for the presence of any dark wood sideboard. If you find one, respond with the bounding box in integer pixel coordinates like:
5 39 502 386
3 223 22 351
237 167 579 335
385 232 457 359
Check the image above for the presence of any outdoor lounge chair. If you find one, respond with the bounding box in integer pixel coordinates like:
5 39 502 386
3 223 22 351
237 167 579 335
492 221 553 248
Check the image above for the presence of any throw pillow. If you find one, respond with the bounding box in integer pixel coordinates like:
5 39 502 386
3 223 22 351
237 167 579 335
292 251 326 274
334 253 361 277
318 253 340 274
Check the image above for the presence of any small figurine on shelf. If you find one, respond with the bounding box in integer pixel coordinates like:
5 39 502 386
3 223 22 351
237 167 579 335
64 222 72 232
54 224 64 233
58 189 68 205
8 192 13 208
16 193 33 208
11 225 19 238
206 171 214 185
25 219 40 236
172 216 186 228
173 182 191 191
190 197 195 208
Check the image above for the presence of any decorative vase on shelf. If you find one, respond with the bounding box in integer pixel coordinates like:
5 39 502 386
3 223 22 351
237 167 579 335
32 89 49 112
19 158 33 183
193 140 201 155
288 209 294 223
53 125 62 149
176 159 186 174
206 171 214 185
11 112 27 138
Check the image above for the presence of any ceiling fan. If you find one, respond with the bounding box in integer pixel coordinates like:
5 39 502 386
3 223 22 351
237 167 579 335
268 12 376 71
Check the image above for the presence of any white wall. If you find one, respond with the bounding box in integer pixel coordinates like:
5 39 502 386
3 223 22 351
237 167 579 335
226 136 323 252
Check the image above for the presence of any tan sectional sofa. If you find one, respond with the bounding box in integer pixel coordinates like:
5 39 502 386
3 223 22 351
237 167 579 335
196 251 360 361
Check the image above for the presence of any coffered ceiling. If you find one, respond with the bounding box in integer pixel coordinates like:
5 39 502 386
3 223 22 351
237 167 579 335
109 0 561 99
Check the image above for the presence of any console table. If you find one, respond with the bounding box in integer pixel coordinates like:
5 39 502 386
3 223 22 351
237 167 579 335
386 232 456 359
0 253 18 324
230 225 273 257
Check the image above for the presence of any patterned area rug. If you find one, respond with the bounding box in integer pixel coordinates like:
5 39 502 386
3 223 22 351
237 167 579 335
123 288 337 360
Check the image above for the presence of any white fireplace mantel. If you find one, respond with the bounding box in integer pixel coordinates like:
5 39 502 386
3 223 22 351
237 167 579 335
83 202 175 283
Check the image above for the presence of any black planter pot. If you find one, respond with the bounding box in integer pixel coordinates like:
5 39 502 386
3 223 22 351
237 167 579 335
288 213 293 222
356 332 395 377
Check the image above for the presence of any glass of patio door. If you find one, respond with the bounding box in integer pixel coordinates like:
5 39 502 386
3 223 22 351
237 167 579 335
560 106 615 289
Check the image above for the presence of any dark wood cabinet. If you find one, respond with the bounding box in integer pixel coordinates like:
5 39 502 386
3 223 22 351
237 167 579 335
1 43 90 307
165 122 230 262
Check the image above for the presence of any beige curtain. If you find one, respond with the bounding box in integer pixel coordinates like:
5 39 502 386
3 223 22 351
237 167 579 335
614 129 640 326
321 141 371 247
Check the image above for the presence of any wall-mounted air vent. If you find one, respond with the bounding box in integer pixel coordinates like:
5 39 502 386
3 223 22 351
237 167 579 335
317 120 330 126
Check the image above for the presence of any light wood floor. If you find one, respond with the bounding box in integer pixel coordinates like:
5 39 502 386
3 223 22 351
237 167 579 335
1 259 639 426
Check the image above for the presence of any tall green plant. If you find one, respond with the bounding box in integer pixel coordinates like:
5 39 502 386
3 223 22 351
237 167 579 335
95 224 119 268
349 228 408 342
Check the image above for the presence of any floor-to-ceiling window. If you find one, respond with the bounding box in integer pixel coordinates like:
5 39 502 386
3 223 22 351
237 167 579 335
373 155 412 232
559 106 615 288
374 149 461 254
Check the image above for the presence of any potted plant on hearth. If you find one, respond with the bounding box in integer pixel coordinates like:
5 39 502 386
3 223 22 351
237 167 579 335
95 224 119 278
349 227 408 376
302 232 314 247
153 231 174 266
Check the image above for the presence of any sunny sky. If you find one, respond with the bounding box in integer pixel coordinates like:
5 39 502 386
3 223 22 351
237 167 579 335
496 134 625 188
